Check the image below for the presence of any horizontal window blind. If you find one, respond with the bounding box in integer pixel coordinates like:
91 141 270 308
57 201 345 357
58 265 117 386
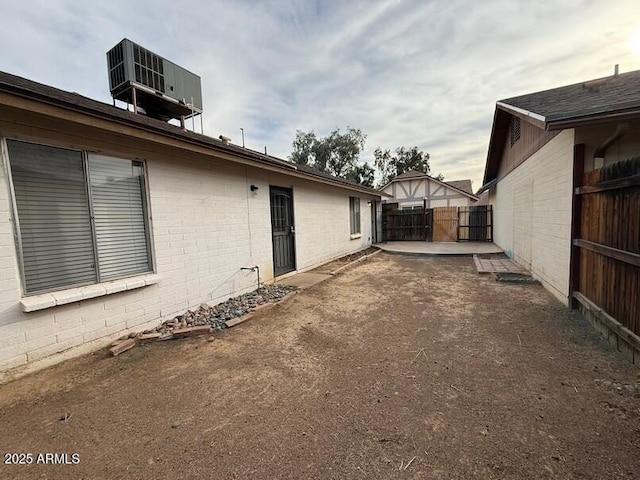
350 197 361 235
7 140 96 293
88 155 151 280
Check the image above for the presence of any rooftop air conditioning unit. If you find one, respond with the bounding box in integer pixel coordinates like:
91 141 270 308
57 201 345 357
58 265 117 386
106 38 202 122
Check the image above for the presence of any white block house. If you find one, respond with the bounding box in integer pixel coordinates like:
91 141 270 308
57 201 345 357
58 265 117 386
0 71 382 379
479 69 640 306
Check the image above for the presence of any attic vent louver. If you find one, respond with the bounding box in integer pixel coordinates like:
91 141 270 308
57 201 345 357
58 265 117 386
509 116 521 147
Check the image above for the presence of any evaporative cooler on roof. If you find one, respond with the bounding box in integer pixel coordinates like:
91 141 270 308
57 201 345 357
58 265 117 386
106 39 202 122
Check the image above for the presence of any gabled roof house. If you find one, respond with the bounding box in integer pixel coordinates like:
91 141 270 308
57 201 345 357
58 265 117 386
480 68 640 363
0 71 383 378
380 170 479 208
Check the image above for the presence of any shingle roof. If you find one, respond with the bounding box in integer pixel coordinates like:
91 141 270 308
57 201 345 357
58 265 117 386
391 169 426 180
445 179 473 195
500 69 640 123
482 69 640 187
0 71 382 196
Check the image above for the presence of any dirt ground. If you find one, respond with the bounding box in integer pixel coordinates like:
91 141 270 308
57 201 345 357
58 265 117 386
1 254 639 479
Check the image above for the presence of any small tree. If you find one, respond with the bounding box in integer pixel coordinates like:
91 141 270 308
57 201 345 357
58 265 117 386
374 146 441 186
290 127 374 186
346 163 375 188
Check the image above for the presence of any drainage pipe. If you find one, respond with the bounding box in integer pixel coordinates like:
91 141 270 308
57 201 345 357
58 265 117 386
240 266 260 290
593 122 629 166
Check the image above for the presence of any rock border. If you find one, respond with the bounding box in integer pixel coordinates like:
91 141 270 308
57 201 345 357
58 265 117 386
330 248 382 276
108 286 298 357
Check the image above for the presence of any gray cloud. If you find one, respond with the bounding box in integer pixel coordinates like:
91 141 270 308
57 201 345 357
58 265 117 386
1 0 639 190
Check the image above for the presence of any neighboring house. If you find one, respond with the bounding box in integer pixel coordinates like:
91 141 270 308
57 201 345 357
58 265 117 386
479 68 640 361
0 71 382 377
379 170 479 208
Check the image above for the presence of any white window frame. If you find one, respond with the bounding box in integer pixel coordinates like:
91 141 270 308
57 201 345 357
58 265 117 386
349 196 361 236
2 137 155 296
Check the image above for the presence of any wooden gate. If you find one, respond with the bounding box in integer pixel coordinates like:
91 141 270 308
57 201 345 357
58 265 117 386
571 152 640 359
432 207 458 242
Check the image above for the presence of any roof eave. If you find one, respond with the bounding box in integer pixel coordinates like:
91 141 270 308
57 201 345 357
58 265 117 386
496 101 546 129
476 178 497 194
0 82 382 198
546 107 640 131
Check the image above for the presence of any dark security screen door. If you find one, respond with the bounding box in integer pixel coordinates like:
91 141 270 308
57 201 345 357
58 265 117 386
270 186 296 276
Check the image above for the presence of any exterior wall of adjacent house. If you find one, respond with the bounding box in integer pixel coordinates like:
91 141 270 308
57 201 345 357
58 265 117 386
575 120 640 172
489 129 575 304
380 177 474 208
0 110 375 379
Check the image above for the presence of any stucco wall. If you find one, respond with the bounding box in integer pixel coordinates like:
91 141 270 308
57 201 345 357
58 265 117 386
490 129 575 304
0 138 374 378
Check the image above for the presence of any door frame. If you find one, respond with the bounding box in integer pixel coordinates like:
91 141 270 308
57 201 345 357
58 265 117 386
269 185 296 277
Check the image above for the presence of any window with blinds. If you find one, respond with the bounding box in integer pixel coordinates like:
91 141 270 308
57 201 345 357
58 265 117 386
6 140 152 294
88 155 150 280
349 197 361 235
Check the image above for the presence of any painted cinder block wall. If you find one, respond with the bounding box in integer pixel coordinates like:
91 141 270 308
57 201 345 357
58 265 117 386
0 130 374 378
489 129 575 304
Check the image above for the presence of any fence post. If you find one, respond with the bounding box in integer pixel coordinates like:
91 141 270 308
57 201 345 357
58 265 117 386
569 144 585 308
489 206 493 243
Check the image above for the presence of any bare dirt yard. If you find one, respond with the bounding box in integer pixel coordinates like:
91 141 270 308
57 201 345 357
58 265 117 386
1 253 639 479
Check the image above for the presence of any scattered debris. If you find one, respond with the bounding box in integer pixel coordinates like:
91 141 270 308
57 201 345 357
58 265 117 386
493 272 540 284
403 456 416 470
110 338 136 356
595 379 640 395
411 348 428 364
59 413 72 423
450 384 464 394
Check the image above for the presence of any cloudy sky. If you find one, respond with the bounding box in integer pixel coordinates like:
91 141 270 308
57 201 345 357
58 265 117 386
2 0 640 189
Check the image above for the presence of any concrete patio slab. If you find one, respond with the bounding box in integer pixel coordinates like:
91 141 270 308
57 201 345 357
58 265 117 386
376 241 503 256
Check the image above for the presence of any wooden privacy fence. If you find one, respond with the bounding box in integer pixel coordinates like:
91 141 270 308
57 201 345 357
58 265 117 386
382 203 431 241
382 204 492 242
571 153 640 360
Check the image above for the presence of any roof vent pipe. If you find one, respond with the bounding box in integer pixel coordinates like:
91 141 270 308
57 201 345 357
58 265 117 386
614 64 619 76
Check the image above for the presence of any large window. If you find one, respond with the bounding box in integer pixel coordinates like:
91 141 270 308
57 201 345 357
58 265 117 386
349 196 361 235
6 140 152 294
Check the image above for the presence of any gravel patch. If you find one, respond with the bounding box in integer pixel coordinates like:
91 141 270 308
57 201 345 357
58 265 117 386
148 284 296 334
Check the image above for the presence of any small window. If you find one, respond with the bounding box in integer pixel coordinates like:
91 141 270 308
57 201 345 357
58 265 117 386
349 197 361 235
509 116 521 147
6 140 152 294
